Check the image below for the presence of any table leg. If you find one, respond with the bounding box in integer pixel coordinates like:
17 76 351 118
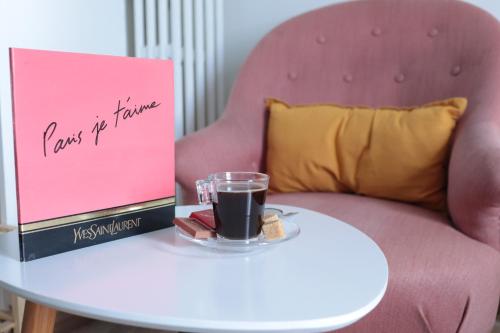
21 301 56 333
10 294 24 333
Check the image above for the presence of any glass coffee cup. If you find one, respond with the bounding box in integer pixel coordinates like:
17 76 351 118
196 172 269 240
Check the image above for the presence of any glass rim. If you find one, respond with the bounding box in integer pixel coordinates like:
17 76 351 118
208 171 269 182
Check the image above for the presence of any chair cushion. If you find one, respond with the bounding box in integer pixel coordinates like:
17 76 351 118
266 98 466 211
268 192 500 333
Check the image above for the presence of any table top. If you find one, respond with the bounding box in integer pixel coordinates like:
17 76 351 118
0 205 388 333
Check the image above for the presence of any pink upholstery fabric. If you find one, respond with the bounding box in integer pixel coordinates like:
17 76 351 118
268 192 500 333
175 0 500 331
448 114 500 251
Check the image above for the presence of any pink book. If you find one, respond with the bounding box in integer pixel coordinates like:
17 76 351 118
9 48 175 261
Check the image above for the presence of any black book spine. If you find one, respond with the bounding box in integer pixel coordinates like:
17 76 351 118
19 204 174 261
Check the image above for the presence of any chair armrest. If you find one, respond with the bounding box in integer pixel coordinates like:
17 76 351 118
175 116 263 203
448 120 500 251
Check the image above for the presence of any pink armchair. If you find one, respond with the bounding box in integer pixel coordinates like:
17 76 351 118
176 0 500 332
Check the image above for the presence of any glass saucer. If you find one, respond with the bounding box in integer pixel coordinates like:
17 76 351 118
174 214 300 252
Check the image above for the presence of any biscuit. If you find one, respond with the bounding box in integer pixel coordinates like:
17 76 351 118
262 213 280 224
262 219 285 240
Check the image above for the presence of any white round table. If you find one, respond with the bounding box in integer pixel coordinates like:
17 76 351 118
0 205 388 333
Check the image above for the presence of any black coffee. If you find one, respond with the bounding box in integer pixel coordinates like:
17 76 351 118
212 183 267 240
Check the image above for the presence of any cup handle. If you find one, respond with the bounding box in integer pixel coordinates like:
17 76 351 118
195 180 213 205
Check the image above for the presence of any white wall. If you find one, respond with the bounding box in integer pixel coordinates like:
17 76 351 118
0 0 128 311
223 0 500 104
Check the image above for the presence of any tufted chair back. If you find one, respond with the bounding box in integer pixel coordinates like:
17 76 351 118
222 0 500 162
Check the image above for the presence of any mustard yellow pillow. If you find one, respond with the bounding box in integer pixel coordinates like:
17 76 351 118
266 98 467 211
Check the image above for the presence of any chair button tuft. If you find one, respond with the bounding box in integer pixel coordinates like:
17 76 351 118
371 27 382 37
428 28 439 38
288 72 298 80
394 73 405 83
343 74 353 83
450 65 462 76
316 35 326 44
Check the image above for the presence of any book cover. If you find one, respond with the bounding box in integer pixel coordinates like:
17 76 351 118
9 48 175 261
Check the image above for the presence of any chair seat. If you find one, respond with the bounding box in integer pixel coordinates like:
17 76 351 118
268 192 500 333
